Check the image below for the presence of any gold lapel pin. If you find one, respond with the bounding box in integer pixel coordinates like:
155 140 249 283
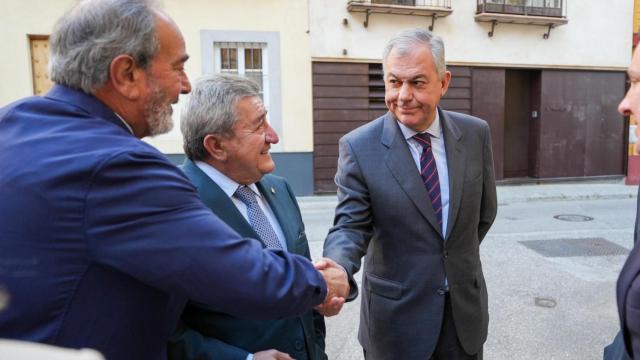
270 187 276 194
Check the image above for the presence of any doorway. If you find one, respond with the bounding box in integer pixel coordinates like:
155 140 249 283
503 69 541 179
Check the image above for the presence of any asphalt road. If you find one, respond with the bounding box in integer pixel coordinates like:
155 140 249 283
299 194 636 359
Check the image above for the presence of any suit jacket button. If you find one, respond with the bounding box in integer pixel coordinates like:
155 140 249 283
294 340 304 351
443 251 448 258
437 288 446 295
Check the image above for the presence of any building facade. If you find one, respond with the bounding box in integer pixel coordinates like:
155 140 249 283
310 0 632 192
0 0 316 194
0 1 633 194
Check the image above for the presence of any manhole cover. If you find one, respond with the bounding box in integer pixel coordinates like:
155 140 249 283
553 214 594 222
534 297 557 308
519 238 629 257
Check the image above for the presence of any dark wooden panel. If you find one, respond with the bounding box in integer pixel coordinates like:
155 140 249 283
315 144 340 157
313 98 369 110
528 71 541 177
537 70 626 178
449 77 471 88
312 74 369 87
315 121 365 133
314 156 339 168
313 109 371 121
440 99 471 111
503 70 533 178
314 133 346 145
314 167 339 179
444 88 471 99
313 62 369 75
449 66 471 77
313 86 368 98
472 68 506 180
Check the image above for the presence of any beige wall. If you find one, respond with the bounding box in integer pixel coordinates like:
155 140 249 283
310 0 633 70
0 0 75 105
0 0 313 153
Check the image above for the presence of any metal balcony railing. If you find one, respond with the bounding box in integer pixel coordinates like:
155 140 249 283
347 0 452 29
477 0 566 18
355 0 451 8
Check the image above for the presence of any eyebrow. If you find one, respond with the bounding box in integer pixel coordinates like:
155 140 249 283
386 72 427 81
174 54 189 65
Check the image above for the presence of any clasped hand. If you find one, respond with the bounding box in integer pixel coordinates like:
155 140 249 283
314 257 349 317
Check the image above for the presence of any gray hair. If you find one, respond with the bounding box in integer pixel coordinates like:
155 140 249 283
49 0 160 94
382 28 446 80
181 74 262 161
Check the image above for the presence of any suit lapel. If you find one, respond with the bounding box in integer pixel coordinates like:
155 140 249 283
440 109 465 240
382 112 443 238
180 160 263 245
257 179 299 254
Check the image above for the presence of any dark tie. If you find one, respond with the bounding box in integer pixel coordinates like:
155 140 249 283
234 186 283 249
413 133 443 226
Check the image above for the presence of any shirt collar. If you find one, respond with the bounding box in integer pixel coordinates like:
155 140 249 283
113 112 134 135
194 161 261 198
397 110 442 141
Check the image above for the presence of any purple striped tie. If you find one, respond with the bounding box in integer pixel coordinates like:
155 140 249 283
413 133 442 226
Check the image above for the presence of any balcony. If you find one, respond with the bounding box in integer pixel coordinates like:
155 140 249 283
347 0 453 30
475 0 568 38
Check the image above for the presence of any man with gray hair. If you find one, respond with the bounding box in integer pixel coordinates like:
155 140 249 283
323 28 497 359
0 1 346 359
168 74 334 360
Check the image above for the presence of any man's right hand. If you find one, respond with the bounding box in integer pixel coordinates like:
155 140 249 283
253 349 294 360
314 257 349 316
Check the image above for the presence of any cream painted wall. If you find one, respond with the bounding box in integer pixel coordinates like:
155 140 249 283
0 0 313 153
309 0 633 70
0 0 75 106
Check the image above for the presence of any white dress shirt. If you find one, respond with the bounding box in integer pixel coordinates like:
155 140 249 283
194 161 287 250
397 111 450 238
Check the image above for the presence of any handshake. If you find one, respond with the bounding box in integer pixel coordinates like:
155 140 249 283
314 257 350 317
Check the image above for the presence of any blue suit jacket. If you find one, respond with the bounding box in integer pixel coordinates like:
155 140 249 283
617 190 640 359
0 85 327 360
168 160 327 360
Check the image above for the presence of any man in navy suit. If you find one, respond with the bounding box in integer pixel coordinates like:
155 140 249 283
168 74 329 360
617 45 640 359
0 1 347 359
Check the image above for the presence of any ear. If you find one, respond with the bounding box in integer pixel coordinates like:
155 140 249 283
440 70 452 96
203 134 227 161
108 54 147 100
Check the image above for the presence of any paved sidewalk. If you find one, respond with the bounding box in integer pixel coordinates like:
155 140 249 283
297 179 638 359
298 179 638 208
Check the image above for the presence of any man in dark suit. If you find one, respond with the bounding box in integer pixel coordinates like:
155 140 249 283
167 74 328 360
323 28 497 359
616 45 640 360
0 1 346 359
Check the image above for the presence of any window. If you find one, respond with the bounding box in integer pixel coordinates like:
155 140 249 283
201 31 281 151
214 42 268 105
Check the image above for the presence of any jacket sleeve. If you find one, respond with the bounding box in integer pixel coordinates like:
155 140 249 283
478 121 497 243
84 150 327 319
323 137 372 301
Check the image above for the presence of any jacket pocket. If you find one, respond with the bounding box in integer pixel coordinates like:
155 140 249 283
365 272 403 300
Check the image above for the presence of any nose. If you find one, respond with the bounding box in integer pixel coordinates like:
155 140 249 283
398 82 412 102
264 121 279 144
180 73 192 94
619 92 631 116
